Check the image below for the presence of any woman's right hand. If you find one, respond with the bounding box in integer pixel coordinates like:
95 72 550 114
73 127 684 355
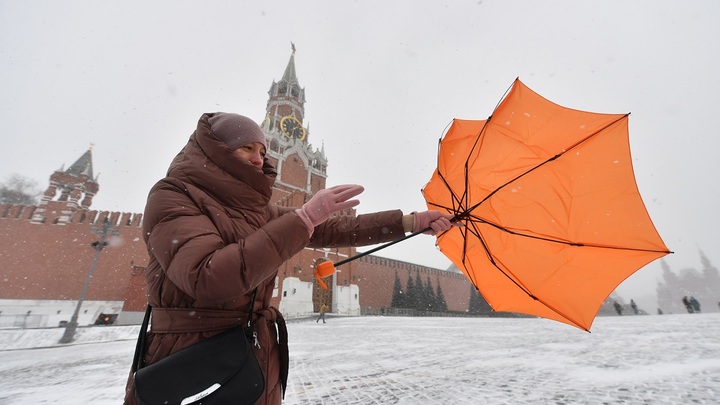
295 184 364 234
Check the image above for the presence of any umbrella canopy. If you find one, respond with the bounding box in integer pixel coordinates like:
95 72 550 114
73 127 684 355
422 78 671 331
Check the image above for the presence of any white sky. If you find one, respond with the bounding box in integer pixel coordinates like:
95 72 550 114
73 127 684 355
1 0 719 309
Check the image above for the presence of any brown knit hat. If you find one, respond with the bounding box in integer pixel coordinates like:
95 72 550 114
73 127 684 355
208 113 267 150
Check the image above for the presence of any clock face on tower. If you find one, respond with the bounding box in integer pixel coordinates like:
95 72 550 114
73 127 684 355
280 116 306 141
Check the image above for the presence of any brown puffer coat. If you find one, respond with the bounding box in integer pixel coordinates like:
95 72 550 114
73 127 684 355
123 113 406 404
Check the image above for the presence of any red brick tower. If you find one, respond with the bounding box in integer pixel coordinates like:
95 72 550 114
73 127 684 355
0 146 148 327
30 147 99 224
259 46 351 310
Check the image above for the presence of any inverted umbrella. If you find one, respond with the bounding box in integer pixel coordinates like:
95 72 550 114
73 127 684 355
422 78 671 331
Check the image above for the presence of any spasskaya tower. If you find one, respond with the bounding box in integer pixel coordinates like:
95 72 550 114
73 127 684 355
262 44 327 207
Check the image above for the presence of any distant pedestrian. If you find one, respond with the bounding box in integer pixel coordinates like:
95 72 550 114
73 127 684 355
613 300 623 316
682 296 694 313
689 296 701 313
317 302 329 323
630 299 639 315
657 308 663 315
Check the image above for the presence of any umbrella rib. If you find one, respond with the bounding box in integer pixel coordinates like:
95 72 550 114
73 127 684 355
458 219 543 309
457 214 667 331
429 118 479 220
460 222 590 331
457 219 485 289
470 214 672 254
561 113 630 153
427 176 467 223
457 119 491 219
464 114 633 217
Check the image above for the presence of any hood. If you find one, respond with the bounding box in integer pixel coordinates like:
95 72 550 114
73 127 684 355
166 113 277 210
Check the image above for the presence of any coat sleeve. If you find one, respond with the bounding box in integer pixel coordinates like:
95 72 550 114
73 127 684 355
144 184 310 304
307 209 406 248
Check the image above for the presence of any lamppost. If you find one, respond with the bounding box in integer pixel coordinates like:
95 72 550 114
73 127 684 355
59 217 118 344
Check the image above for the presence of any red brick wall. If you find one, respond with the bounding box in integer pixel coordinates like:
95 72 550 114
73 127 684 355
0 205 147 305
1 208 474 316
352 255 472 312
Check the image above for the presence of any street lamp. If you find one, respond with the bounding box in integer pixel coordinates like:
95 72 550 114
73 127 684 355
59 217 118 344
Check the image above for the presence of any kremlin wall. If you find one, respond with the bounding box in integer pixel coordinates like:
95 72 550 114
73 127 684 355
0 49 476 328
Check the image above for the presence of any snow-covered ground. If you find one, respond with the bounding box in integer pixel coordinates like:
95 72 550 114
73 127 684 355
0 313 718 404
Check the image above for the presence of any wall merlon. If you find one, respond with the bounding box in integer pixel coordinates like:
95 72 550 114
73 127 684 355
88 210 143 228
0 204 37 220
109 211 121 225
19 206 37 220
120 212 132 226
130 213 143 227
2 205 145 228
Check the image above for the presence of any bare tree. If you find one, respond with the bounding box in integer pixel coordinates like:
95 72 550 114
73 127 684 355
0 174 41 205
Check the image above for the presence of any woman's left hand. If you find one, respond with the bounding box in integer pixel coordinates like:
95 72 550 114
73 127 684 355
412 210 457 235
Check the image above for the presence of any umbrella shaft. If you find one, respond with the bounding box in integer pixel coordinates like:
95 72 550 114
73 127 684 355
333 227 431 268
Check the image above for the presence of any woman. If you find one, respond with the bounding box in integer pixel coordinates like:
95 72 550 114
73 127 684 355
123 112 453 404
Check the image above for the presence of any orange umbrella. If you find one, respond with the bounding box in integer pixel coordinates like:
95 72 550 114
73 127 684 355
422 78 671 331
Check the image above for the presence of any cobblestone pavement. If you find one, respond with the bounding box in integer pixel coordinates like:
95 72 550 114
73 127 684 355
0 313 718 404
283 314 720 404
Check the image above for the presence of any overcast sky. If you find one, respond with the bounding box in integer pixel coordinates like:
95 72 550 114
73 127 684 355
1 0 718 309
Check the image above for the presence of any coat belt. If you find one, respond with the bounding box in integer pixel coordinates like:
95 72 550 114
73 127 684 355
150 307 248 333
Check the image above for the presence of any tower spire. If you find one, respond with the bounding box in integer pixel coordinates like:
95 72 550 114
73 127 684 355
64 147 95 179
282 43 299 85
266 43 306 127
264 46 327 198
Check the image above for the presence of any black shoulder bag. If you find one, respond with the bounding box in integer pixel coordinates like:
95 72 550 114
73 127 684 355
131 291 265 405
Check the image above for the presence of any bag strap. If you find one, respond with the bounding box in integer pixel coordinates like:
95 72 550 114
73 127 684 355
131 304 152 373
131 288 258 373
247 288 258 327
244 288 258 342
